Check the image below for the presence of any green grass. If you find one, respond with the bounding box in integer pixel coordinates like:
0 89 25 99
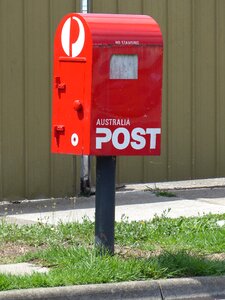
155 190 176 197
1 212 225 290
116 212 225 253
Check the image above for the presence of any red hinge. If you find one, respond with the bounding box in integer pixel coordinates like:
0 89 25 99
57 83 66 90
55 77 66 92
54 125 65 134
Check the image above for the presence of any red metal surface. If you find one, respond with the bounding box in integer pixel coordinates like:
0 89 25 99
51 13 92 155
91 46 163 156
51 13 163 156
81 13 163 46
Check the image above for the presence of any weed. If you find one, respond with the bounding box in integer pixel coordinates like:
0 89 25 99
144 186 176 197
155 190 176 197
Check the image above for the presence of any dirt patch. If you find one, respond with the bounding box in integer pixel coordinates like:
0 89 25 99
115 245 162 259
205 253 225 261
115 246 225 262
0 242 41 264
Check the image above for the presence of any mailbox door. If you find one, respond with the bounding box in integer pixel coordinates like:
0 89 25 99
90 45 163 156
52 60 86 154
51 14 92 155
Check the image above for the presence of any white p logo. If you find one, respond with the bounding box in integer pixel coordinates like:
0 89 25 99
61 16 85 57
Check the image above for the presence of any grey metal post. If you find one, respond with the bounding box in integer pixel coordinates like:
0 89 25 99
95 156 116 255
80 155 91 195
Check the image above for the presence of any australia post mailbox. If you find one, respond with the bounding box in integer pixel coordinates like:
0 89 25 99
51 13 163 156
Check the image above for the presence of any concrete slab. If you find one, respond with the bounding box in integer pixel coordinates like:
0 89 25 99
126 177 225 191
159 276 225 299
2 187 225 225
2 179 225 226
0 281 162 300
3 217 37 226
0 276 225 299
0 263 49 276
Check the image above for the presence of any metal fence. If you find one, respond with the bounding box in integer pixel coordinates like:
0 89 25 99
0 0 81 200
92 0 225 184
0 0 225 201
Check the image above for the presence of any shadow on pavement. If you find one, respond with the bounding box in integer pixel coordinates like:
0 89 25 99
1 187 225 216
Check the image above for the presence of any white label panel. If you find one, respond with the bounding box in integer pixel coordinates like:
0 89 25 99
110 55 138 79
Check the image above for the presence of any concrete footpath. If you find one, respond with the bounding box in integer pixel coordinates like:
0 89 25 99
2 177 225 225
1 178 225 299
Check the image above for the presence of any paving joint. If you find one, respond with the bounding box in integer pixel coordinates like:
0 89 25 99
158 282 165 300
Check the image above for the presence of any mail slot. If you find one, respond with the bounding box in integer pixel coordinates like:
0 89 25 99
51 13 163 156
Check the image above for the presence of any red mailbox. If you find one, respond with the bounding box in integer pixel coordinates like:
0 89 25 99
51 13 163 156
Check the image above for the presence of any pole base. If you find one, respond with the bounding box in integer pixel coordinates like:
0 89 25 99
95 156 116 255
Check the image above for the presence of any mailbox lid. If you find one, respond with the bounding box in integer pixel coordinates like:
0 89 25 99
80 13 163 46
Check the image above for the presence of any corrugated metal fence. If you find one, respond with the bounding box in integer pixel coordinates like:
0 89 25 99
92 0 225 184
0 0 225 201
0 0 80 200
